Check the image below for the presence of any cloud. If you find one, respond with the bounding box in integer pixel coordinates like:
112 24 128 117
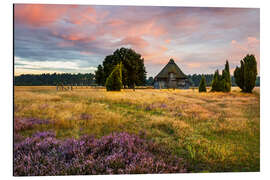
231 40 249 51
15 56 97 74
106 19 125 26
107 19 167 39
14 5 260 77
230 37 260 56
51 31 96 43
64 6 109 25
14 4 74 27
227 37 260 74
116 36 149 49
248 37 260 46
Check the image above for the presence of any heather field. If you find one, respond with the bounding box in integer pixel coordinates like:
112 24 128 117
14 86 260 175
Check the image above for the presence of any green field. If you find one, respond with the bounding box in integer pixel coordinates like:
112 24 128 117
14 86 260 172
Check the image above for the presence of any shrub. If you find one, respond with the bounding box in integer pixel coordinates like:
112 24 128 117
14 117 50 131
234 54 257 93
14 132 186 176
105 63 122 91
199 76 207 92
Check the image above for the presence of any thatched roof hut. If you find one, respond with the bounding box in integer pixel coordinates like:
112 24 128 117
154 59 189 89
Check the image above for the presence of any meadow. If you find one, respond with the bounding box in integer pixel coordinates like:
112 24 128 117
14 86 260 174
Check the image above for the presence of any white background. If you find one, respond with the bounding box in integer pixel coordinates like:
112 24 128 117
1 0 269 179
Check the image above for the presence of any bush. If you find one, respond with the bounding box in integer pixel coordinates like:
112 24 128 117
234 54 257 93
199 76 207 92
14 132 186 176
105 63 122 91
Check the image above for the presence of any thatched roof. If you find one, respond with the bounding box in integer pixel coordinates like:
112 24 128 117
155 59 187 79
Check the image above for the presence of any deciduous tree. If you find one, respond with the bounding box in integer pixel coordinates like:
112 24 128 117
95 47 146 88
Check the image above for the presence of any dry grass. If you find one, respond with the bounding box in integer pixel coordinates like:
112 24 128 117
14 86 260 172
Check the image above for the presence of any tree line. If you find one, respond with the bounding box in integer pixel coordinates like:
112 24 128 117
14 72 260 87
14 73 95 86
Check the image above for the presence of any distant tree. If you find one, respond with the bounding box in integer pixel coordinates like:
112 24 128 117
199 76 207 92
187 74 214 87
146 77 154 86
95 65 105 85
255 76 260 86
105 63 123 91
188 77 195 87
96 47 147 88
14 73 95 86
234 54 257 93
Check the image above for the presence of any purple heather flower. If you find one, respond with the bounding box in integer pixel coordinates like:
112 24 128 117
14 132 186 176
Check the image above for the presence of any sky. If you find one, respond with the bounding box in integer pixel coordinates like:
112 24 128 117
14 4 260 77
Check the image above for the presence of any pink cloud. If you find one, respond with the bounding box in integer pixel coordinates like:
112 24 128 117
106 19 125 26
117 36 149 49
142 45 169 65
186 63 202 68
109 19 167 38
231 40 237 44
57 41 74 48
247 37 260 46
231 37 260 54
67 7 99 25
52 31 96 43
231 39 249 51
14 4 74 27
80 51 93 55
165 39 171 44
229 37 260 73
176 17 200 31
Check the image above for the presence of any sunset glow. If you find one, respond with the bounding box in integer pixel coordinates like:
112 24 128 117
14 4 260 76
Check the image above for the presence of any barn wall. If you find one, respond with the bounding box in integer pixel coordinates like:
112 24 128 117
154 79 189 89
154 80 166 89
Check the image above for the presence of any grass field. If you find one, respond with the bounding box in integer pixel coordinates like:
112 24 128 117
14 86 260 173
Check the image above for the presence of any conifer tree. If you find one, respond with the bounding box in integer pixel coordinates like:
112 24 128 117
223 60 231 92
199 75 207 92
211 61 232 92
105 63 122 91
234 54 257 93
211 70 220 91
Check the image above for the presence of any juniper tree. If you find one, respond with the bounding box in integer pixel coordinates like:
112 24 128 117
211 70 221 91
211 61 232 92
223 60 231 92
234 54 257 93
105 63 123 91
234 60 245 90
199 75 207 92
